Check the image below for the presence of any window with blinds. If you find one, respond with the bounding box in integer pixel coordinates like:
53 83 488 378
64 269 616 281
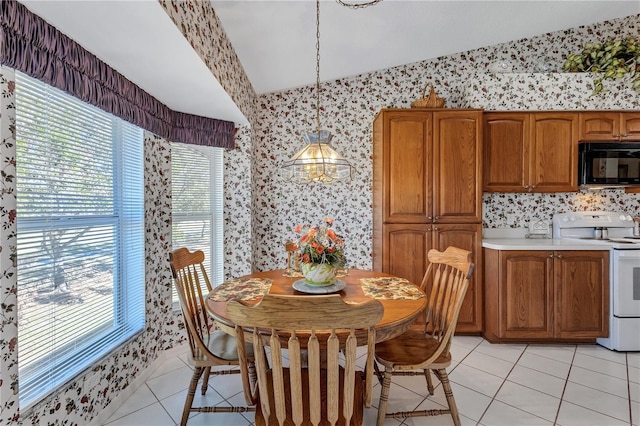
171 142 223 304
15 71 144 408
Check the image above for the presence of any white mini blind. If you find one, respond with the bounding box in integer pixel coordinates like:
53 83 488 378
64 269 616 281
171 143 224 304
15 71 144 408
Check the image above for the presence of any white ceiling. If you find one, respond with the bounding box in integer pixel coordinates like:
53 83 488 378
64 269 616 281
16 1 640 125
213 0 640 94
18 0 248 125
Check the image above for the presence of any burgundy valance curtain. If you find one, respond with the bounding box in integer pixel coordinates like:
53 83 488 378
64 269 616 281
0 0 235 149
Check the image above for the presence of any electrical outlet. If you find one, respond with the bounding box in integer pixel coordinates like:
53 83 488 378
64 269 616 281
85 373 101 390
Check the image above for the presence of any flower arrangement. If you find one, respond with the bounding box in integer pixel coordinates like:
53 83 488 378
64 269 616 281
294 217 347 268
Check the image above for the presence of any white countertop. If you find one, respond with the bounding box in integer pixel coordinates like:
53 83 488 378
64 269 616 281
482 228 612 250
481 238 611 251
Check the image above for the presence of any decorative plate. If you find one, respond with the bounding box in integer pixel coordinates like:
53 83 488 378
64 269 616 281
292 279 346 294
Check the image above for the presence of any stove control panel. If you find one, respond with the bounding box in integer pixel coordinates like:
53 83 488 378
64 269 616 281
554 212 634 229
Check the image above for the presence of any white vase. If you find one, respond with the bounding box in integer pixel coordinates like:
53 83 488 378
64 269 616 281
301 263 336 286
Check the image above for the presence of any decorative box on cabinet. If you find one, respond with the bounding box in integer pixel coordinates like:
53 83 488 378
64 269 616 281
483 112 578 192
579 112 640 142
373 108 483 333
483 249 609 342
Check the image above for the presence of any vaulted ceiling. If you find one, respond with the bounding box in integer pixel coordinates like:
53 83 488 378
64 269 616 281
17 1 640 125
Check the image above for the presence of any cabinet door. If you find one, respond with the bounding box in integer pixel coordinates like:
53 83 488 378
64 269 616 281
554 251 609 339
432 223 483 333
529 113 578 192
383 112 432 223
483 113 529 192
621 113 640 141
382 224 432 287
433 111 482 222
500 251 554 339
579 112 620 141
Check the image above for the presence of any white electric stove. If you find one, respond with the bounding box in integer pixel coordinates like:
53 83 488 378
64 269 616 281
553 212 640 351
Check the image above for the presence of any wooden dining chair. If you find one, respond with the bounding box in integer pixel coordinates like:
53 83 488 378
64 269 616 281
227 294 384 426
374 246 474 426
170 247 257 426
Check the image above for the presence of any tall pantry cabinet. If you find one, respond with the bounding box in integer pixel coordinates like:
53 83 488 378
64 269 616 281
372 109 484 333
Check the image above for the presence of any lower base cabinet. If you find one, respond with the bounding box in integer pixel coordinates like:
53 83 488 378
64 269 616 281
382 223 483 333
484 249 609 342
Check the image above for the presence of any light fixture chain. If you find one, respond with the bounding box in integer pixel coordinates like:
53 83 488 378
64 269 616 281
335 0 383 9
315 0 321 133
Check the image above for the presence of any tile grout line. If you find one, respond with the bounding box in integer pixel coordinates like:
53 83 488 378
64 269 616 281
562 348 633 424
475 343 531 426
552 344 577 425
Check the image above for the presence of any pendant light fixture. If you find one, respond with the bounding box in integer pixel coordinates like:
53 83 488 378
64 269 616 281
280 0 354 184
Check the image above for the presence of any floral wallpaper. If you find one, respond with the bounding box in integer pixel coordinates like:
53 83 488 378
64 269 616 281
158 0 256 278
157 0 257 125
0 67 19 425
1 8 639 426
252 14 640 271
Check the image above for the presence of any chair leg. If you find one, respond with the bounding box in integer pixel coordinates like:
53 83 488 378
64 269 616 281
423 369 434 395
201 366 211 395
376 368 393 426
373 361 384 385
435 368 461 426
182 367 205 426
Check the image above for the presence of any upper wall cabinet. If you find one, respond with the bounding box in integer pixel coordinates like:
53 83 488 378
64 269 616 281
579 112 640 142
484 112 578 193
373 109 483 224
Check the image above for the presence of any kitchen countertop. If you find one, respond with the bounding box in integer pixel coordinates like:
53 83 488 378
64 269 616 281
482 238 611 251
482 228 613 250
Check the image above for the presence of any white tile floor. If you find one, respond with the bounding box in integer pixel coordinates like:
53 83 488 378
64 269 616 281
103 336 640 426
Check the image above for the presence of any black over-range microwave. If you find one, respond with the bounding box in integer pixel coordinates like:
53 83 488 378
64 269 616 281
579 142 640 187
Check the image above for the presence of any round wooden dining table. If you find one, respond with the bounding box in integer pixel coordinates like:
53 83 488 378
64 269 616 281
205 268 426 343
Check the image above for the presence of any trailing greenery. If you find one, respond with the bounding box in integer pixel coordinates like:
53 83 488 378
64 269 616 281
563 37 640 95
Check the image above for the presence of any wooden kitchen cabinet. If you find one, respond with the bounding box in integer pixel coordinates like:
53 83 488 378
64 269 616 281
374 109 482 224
484 249 609 342
579 112 640 141
373 108 483 333
382 223 482 333
483 112 578 192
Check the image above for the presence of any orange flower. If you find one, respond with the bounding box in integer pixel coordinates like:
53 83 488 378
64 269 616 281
302 253 310 263
326 229 337 241
325 217 334 225
300 234 310 243
315 244 325 254
309 228 317 238
327 247 336 254
294 225 302 233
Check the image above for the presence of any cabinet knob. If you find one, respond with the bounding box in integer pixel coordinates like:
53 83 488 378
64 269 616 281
434 216 440 220
556 254 563 259
622 134 628 137
549 254 554 258
427 216 433 220
524 185 530 189
433 227 439 231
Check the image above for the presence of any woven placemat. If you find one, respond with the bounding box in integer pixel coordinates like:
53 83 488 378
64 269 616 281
359 277 424 300
207 278 272 302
